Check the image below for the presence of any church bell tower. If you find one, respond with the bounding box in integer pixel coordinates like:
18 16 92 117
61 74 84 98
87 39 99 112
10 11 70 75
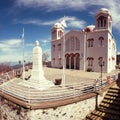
95 8 112 33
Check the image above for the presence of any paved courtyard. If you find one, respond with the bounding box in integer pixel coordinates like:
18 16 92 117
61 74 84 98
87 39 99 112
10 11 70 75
42 67 117 84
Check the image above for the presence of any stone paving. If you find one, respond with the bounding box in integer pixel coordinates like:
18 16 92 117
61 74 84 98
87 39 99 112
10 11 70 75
42 67 117 84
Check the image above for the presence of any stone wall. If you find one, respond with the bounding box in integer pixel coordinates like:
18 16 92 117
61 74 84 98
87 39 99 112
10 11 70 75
0 92 106 120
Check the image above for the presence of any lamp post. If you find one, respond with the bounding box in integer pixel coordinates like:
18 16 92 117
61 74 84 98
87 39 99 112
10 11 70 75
98 59 105 88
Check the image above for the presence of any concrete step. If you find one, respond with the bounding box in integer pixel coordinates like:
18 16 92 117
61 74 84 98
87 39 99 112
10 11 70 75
85 86 120 120
86 110 103 120
99 103 120 111
110 87 120 91
86 109 117 120
106 92 119 97
104 95 120 101
98 108 120 117
108 89 120 95
103 100 120 105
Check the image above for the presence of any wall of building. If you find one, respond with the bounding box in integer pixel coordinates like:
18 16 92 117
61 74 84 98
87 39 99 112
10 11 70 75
51 8 116 73
0 92 106 120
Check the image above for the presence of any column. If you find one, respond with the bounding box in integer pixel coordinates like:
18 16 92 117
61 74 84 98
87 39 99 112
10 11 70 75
74 56 76 69
69 56 71 69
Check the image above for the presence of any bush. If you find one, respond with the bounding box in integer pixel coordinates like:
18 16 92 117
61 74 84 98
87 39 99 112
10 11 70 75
86 68 93 72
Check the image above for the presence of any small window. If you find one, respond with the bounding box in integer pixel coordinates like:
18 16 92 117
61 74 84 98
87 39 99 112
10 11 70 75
52 58 55 65
98 37 104 47
53 45 55 51
58 58 61 65
87 39 94 47
87 57 94 66
58 44 61 51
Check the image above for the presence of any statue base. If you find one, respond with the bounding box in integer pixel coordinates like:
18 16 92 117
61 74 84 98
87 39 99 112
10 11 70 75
19 78 54 90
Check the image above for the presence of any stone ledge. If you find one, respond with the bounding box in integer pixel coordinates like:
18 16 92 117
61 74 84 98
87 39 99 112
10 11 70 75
0 81 115 110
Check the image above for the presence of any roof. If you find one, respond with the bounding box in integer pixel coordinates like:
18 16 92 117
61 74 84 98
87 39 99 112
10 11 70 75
84 25 95 32
52 22 64 29
96 8 111 16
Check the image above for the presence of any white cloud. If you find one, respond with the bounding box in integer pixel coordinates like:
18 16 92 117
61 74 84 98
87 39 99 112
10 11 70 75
65 16 86 29
0 39 22 52
26 43 34 47
15 0 120 32
14 16 86 29
14 0 100 11
0 39 23 63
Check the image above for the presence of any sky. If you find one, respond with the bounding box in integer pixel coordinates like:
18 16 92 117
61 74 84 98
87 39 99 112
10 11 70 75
0 0 120 65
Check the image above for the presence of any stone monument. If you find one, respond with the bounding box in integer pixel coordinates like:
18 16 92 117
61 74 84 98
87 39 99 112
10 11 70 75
20 40 54 90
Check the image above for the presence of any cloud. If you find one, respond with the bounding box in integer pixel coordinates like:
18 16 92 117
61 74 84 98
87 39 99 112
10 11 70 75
65 16 86 29
0 39 22 52
14 16 86 29
14 0 120 32
14 19 55 26
0 39 23 63
26 43 34 47
14 0 102 11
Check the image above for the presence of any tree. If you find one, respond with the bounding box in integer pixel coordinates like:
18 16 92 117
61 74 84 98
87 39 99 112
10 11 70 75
42 53 49 65
0 64 12 74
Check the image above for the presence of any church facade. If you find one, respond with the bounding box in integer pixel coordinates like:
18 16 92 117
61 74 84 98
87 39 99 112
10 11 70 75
51 8 116 73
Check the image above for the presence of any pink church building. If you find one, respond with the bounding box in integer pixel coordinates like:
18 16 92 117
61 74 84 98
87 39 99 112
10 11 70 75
51 8 116 73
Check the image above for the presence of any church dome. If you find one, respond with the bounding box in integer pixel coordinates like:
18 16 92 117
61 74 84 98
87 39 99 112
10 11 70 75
96 8 111 16
52 22 64 29
84 25 95 32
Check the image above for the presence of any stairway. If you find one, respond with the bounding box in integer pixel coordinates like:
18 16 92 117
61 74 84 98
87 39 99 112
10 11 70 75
85 87 120 120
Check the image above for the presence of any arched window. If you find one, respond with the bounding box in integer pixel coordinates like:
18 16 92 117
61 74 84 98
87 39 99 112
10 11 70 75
76 37 80 50
109 39 111 49
52 58 55 65
58 30 63 38
58 58 61 65
99 37 104 47
112 43 115 50
58 43 61 51
52 45 55 51
65 39 70 52
71 37 74 51
97 16 107 28
87 57 94 66
87 38 94 47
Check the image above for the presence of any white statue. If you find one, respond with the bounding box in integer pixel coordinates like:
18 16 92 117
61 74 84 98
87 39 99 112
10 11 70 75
20 40 54 90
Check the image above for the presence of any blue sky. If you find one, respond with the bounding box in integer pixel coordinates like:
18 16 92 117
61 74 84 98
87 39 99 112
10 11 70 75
0 0 120 65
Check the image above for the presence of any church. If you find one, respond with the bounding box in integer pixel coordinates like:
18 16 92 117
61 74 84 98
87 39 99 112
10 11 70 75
51 8 116 73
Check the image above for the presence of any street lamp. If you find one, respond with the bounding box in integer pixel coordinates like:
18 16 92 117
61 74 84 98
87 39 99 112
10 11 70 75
98 59 105 88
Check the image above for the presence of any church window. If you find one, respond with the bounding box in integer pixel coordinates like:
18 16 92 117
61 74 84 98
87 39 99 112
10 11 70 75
112 43 115 50
87 57 94 66
76 37 80 50
109 39 111 49
53 45 55 51
99 37 104 47
65 39 70 52
87 38 94 47
58 44 61 51
53 58 55 65
71 37 74 51
97 16 107 28
52 30 56 34
58 30 63 38
58 58 61 65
